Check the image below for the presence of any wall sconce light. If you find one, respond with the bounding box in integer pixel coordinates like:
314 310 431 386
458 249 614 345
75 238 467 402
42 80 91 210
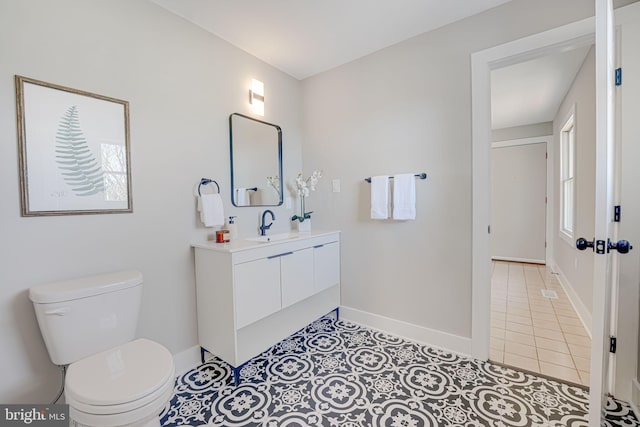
250 78 264 116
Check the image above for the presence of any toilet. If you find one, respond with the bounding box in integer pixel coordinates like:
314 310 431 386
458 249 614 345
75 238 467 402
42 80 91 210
29 270 175 427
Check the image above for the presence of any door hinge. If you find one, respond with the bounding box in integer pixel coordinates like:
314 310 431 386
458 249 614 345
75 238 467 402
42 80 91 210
595 239 607 254
610 336 617 353
488 225 491 234
615 68 622 86
614 205 621 222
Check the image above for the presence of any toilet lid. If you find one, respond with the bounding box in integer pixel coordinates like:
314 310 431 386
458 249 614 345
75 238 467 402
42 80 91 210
65 338 174 407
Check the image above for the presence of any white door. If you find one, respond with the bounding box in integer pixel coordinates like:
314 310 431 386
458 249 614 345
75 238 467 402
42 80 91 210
234 257 282 329
491 142 547 263
614 1 640 403
314 242 341 292
587 0 619 424
281 248 314 308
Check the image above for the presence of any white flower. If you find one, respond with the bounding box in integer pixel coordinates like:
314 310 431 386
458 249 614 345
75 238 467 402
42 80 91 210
293 170 323 221
294 170 322 197
266 175 281 195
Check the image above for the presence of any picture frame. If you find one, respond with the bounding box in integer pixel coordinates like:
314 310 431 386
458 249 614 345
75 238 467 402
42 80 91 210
15 75 132 216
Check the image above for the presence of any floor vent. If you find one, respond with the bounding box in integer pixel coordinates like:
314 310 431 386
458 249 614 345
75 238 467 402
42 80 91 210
541 289 558 299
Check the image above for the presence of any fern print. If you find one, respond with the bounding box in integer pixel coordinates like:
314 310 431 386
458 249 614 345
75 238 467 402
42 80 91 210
55 105 105 196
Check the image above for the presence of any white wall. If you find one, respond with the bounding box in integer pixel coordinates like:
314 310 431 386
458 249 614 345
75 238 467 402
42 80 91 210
551 46 596 315
301 0 594 344
491 142 547 263
0 0 303 403
492 122 553 142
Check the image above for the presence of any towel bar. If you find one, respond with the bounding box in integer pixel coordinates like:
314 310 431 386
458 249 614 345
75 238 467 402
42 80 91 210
364 173 427 183
198 178 220 196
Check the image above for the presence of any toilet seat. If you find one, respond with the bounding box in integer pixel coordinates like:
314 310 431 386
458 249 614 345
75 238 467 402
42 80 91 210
65 338 175 426
69 384 173 427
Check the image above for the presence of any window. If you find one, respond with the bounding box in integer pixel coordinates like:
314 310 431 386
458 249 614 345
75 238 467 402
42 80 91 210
101 142 128 202
559 109 575 241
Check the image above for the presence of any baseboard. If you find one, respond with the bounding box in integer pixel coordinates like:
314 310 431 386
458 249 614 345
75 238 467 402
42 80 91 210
632 379 640 421
172 345 201 376
340 306 472 357
173 308 475 375
492 256 545 264
550 262 592 338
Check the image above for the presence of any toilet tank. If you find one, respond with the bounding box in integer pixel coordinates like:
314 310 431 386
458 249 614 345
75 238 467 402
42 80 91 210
29 270 144 365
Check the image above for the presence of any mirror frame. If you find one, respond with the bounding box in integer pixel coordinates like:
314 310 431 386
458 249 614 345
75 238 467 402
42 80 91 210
229 113 283 207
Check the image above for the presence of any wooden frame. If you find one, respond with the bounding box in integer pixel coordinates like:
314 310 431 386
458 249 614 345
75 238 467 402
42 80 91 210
15 75 132 216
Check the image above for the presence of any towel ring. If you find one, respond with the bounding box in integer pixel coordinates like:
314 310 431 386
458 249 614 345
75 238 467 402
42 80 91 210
198 178 220 196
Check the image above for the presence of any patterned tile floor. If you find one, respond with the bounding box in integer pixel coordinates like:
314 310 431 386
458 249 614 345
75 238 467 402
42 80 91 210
160 316 639 426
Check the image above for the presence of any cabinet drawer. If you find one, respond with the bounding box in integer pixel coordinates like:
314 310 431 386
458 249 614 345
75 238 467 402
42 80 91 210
234 257 281 329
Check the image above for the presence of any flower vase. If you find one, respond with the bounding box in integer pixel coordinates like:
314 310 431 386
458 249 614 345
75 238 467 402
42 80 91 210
297 218 311 232
296 195 311 232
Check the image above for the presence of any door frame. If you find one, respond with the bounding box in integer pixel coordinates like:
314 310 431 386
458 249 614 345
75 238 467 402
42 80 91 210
470 17 595 361
491 136 552 266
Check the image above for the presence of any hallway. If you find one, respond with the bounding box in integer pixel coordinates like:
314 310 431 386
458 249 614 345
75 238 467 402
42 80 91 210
490 261 591 386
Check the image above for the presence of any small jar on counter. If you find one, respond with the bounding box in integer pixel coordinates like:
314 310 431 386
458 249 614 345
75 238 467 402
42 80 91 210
215 229 230 243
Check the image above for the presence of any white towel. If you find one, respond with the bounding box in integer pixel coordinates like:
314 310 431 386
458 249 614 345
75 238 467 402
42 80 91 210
235 188 251 206
393 174 416 220
197 194 224 227
370 176 389 219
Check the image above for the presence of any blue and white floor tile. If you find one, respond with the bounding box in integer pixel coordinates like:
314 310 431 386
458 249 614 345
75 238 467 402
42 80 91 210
160 316 639 426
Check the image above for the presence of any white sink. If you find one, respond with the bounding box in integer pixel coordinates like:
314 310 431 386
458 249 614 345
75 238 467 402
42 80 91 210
245 233 300 243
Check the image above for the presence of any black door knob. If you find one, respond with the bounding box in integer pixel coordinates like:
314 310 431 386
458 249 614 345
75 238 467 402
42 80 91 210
608 239 633 254
576 237 594 251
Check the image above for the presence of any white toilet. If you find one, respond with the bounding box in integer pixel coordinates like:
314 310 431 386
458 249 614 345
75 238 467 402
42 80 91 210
29 270 175 427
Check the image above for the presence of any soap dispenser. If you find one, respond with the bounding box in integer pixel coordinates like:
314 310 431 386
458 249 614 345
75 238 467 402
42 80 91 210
227 216 238 240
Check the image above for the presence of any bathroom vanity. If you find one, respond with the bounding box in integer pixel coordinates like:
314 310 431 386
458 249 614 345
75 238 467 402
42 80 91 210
192 230 340 383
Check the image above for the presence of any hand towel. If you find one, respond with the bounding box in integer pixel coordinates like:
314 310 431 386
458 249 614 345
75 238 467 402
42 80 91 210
370 175 390 219
197 194 224 227
235 188 251 206
393 174 416 220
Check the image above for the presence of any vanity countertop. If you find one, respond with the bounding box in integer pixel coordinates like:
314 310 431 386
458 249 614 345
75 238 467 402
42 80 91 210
192 230 340 253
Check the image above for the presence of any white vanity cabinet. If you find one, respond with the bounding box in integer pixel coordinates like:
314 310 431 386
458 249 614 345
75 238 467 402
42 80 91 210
192 231 340 380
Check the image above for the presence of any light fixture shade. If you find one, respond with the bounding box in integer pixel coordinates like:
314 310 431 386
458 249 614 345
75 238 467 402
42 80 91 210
250 78 264 116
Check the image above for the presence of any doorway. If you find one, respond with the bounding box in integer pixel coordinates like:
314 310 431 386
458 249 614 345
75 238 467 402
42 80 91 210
469 18 597 366
488 137 592 385
486 43 595 382
474 2 640 422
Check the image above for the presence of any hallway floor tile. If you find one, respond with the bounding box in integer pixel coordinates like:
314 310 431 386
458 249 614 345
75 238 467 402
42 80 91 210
490 261 592 386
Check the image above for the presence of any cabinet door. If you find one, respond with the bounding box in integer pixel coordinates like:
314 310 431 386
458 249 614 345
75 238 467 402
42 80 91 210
281 248 314 308
314 242 340 292
234 257 281 329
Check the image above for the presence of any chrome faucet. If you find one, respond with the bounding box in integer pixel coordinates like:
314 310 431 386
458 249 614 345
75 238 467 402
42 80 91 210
260 210 275 236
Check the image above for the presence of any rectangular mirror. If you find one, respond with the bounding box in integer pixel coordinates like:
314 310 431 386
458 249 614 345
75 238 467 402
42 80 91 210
229 113 283 207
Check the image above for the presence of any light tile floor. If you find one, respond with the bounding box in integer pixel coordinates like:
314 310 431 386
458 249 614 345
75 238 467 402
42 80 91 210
490 260 592 386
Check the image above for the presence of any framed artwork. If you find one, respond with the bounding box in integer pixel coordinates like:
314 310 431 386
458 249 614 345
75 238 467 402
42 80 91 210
15 75 132 216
